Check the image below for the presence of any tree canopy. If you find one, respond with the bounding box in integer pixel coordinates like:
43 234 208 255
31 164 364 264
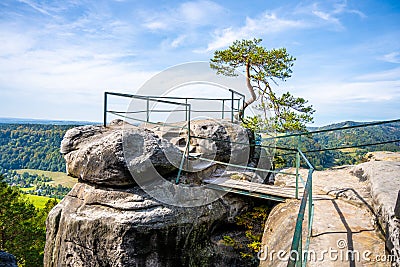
210 38 314 132
0 175 57 266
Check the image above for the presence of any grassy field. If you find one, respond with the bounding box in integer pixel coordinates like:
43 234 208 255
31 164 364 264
16 169 77 188
24 194 57 209
20 186 35 192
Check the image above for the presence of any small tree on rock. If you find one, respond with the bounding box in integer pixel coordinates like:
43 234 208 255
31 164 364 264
210 38 314 132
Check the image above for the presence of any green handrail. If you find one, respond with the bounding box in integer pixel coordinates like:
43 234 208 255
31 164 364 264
287 149 314 267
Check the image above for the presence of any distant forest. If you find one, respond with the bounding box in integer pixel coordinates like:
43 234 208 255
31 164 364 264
276 121 400 169
0 121 399 175
0 124 74 172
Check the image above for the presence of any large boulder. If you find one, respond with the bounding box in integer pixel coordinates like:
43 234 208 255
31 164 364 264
61 124 132 186
259 200 300 267
148 119 251 165
44 182 248 267
61 122 182 186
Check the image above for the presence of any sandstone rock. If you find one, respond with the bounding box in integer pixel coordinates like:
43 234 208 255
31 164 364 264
61 121 182 186
61 124 133 186
259 200 301 267
0 251 17 267
147 119 251 166
122 125 182 183
363 151 400 162
44 183 248 267
189 119 250 164
351 159 400 266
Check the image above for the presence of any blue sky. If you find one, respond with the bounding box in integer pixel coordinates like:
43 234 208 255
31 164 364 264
0 0 399 126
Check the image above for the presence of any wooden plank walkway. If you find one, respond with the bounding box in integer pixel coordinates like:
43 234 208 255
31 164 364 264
204 177 303 201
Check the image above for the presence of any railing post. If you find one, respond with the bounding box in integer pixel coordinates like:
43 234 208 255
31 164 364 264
231 90 234 122
308 169 313 235
222 99 225 119
146 97 150 122
175 103 191 185
104 92 108 127
185 99 188 121
187 104 191 170
295 151 300 199
242 95 245 120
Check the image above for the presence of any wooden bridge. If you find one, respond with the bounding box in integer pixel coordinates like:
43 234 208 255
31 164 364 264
204 177 303 202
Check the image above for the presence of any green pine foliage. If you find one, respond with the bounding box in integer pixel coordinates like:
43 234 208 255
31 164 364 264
0 175 58 266
210 38 314 132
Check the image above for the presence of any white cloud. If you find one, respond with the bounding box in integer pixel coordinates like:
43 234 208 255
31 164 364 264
143 0 225 31
206 12 307 51
145 21 169 31
0 45 156 121
354 67 400 81
312 10 341 28
380 52 400 64
170 35 187 48
0 29 36 56
0 46 153 92
18 0 52 16
205 0 367 52
179 0 223 24
293 0 365 31
332 0 366 18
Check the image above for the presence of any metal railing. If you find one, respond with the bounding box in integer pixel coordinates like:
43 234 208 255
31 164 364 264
283 118 399 267
288 149 314 267
104 91 245 126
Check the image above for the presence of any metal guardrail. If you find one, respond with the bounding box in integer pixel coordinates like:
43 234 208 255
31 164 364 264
104 91 245 126
288 150 314 267
283 118 399 266
263 118 400 141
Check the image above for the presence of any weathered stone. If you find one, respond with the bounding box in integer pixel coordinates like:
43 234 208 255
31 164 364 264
61 121 182 186
264 163 392 267
189 119 250 164
147 119 251 166
0 251 17 267
363 151 400 162
351 159 400 266
122 125 182 182
259 200 300 267
61 124 133 186
44 183 248 267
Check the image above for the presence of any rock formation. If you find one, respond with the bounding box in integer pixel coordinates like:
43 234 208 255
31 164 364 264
260 153 400 267
45 119 258 266
44 182 249 266
351 152 400 266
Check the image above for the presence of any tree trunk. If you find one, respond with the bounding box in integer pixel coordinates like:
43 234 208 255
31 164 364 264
237 63 256 120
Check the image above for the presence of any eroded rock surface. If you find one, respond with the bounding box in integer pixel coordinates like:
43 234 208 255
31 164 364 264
61 124 133 186
261 156 399 267
47 119 260 267
351 159 400 266
44 183 249 267
61 122 182 186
